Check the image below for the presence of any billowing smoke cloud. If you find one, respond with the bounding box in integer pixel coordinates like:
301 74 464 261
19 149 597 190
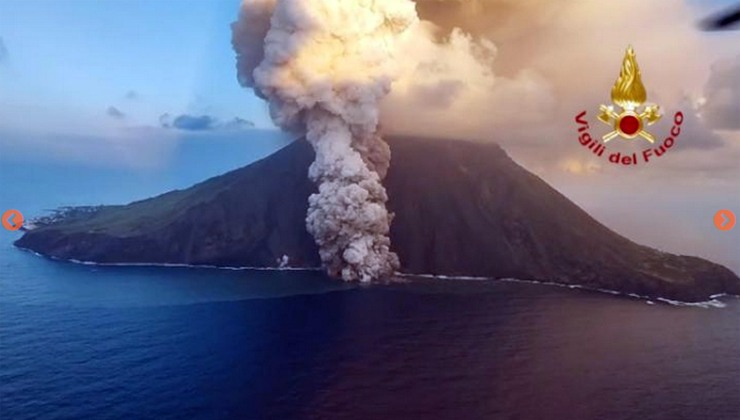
232 0 419 282
382 0 738 182
386 0 715 140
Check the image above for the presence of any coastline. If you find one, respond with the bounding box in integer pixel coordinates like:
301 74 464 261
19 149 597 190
15 245 737 309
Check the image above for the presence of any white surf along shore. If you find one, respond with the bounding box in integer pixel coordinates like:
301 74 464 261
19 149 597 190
15 246 738 309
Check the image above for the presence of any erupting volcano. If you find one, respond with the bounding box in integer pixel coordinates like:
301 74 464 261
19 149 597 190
11 1 740 303
231 0 422 282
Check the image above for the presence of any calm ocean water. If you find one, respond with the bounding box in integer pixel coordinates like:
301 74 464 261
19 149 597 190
1 134 739 419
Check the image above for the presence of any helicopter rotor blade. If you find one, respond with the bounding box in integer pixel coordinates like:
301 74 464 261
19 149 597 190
701 5 740 31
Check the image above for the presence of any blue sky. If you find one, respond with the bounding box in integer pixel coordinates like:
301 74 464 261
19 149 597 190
0 0 736 133
0 0 272 131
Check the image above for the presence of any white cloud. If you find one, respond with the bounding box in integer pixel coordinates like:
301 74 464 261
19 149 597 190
700 54 740 130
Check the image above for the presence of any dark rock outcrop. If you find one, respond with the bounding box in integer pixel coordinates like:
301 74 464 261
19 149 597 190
15 137 740 302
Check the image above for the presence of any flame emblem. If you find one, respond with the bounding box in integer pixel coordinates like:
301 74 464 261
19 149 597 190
598 46 661 143
611 46 646 111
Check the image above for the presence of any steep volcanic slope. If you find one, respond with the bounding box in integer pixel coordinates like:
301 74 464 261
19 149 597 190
15 137 740 301
18 140 322 268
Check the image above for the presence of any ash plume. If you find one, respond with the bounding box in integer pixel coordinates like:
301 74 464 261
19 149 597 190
232 0 418 282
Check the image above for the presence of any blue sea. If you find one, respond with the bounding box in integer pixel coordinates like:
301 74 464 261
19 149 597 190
1 131 739 419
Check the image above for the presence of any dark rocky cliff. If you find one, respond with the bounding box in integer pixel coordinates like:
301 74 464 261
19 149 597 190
15 137 740 302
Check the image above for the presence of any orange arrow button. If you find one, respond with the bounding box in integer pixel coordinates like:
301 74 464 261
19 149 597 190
2 209 24 231
714 209 736 232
